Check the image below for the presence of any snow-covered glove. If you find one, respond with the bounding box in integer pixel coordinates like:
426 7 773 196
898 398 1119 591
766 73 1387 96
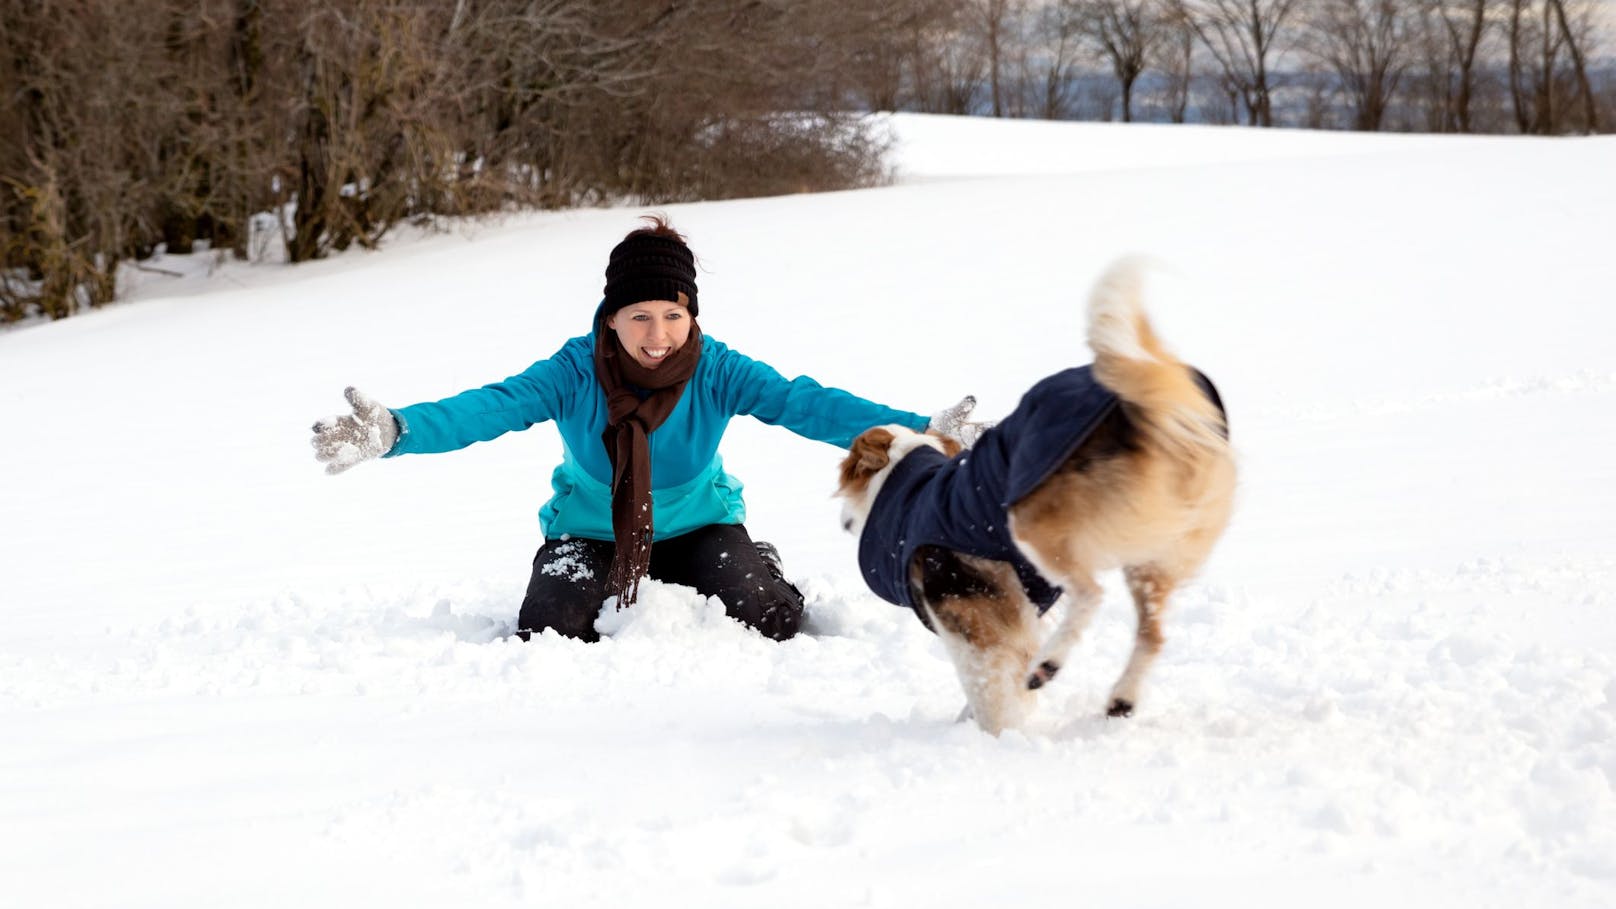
311 386 399 475
929 395 994 448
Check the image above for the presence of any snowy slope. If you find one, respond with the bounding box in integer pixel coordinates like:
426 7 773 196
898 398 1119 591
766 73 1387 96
2 114 1614 907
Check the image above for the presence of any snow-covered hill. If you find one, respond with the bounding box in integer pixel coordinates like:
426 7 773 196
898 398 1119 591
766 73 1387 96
3 114 1614 907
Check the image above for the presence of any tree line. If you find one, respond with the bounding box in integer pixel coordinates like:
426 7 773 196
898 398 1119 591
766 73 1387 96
2 0 1609 323
873 0 1607 132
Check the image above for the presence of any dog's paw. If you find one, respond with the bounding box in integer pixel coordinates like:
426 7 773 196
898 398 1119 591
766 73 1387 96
1106 698 1134 718
1026 660 1060 690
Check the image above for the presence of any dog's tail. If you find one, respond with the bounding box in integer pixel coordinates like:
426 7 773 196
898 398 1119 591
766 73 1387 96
1086 258 1227 462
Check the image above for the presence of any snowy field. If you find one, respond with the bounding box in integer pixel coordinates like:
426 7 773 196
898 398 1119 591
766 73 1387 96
3 114 1615 907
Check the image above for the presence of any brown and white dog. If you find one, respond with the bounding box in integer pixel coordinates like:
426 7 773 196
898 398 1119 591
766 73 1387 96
836 260 1236 734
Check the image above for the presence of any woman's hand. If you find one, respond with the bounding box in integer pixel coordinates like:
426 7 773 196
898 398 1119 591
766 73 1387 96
311 387 399 475
929 396 994 448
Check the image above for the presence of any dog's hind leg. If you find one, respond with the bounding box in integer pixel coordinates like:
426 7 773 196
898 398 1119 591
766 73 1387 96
1107 564 1177 717
1023 573 1103 692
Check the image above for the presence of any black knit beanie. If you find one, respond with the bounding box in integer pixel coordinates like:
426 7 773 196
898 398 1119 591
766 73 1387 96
601 233 699 317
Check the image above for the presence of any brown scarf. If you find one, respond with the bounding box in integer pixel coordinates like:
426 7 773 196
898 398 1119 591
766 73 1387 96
593 319 704 607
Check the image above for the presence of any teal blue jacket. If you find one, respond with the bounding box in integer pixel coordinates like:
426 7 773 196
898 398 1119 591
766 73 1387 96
386 327 929 542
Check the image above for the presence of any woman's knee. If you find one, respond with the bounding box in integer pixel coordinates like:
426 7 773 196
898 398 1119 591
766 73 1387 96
751 595 803 641
715 579 803 641
519 538 612 642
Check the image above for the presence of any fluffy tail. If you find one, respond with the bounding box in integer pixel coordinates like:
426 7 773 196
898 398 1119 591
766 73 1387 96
1086 258 1226 460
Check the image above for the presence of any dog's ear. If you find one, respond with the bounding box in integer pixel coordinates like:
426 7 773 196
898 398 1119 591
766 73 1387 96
855 427 895 472
839 427 895 490
934 433 964 458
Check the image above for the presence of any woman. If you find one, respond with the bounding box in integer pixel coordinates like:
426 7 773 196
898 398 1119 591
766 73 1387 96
311 216 983 642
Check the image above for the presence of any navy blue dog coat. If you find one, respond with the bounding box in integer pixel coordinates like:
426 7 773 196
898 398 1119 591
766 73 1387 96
856 365 1223 617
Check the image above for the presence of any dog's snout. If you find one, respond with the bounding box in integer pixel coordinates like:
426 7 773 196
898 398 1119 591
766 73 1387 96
842 518 854 532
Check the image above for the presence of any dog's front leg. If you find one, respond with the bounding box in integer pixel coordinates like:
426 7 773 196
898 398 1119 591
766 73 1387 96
1024 574 1104 692
922 592 1040 735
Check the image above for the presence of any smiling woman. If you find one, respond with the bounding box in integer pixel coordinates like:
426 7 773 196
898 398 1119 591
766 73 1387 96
309 214 988 643
609 300 691 369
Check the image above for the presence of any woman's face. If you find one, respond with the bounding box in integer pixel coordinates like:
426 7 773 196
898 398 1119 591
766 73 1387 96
606 299 692 370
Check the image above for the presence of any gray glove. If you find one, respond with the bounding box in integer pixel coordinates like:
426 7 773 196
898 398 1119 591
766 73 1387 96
929 395 994 448
312 386 399 475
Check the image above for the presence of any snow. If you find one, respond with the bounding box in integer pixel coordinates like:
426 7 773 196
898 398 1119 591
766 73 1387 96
4 112 1616 906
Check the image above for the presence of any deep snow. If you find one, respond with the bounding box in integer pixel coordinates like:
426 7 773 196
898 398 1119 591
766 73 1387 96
3 115 1614 907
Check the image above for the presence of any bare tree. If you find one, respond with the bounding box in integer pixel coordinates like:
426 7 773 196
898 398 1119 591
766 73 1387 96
1306 0 1414 131
1410 0 1496 132
843 0 964 111
618 0 896 200
1509 0 1552 131
1030 0 1090 118
863 0 990 114
913 16 991 113
1299 62 1341 128
968 0 1026 116
1070 0 1167 123
1508 0 1600 133
1154 1 1197 122
276 3 468 262
1170 0 1303 126
0 0 167 318
1547 0 1599 132
1434 0 1495 132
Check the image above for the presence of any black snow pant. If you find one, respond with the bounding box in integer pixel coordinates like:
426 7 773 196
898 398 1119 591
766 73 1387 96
516 523 804 642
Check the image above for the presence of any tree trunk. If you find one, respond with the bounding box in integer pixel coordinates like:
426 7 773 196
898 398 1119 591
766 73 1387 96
1508 0 1532 133
1536 0 1554 133
1452 0 1486 133
1548 0 1598 132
